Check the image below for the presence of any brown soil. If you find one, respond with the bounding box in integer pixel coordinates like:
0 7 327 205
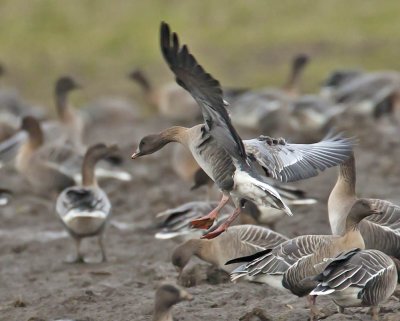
1 114 400 321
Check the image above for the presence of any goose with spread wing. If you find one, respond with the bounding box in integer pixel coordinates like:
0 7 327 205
311 249 397 321
56 144 114 263
131 22 354 239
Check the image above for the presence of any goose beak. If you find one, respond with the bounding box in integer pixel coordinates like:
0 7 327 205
131 151 142 159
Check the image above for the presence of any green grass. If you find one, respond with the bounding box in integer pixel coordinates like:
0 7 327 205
1 0 400 110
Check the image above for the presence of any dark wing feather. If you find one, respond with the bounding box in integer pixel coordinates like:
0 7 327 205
160 22 246 159
244 133 354 183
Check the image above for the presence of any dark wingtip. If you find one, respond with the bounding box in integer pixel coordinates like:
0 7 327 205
225 249 272 265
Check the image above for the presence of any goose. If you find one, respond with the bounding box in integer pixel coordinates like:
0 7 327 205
129 68 201 121
228 199 382 320
152 283 193 321
172 224 288 275
155 201 237 242
328 152 400 264
55 143 114 263
16 116 131 194
0 76 84 165
311 248 397 321
190 169 318 228
228 54 309 132
131 22 354 239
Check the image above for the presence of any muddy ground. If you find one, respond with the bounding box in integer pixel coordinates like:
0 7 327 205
0 112 400 321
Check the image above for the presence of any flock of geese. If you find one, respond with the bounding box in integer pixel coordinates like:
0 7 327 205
1 21 400 321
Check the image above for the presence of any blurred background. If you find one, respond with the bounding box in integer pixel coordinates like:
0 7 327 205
1 0 400 111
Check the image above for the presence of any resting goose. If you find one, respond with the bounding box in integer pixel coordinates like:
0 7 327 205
153 283 193 321
16 116 131 194
328 152 400 262
172 224 288 275
56 143 114 263
311 249 397 321
229 54 309 131
131 22 354 239
228 199 382 320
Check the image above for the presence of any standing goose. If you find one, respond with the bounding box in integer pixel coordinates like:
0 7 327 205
229 54 309 132
311 249 397 321
131 22 354 239
56 143 114 263
16 116 131 194
228 199 382 320
328 152 400 262
129 68 201 121
153 283 193 321
172 224 288 275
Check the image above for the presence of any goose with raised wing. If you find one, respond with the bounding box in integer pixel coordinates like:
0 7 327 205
131 22 354 239
311 249 397 321
172 224 288 275
228 199 383 320
56 144 114 263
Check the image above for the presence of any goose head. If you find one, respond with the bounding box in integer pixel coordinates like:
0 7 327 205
171 239 203 275
55 76 81 96
153 283 193 321
20 116 44 147
346 198 383 230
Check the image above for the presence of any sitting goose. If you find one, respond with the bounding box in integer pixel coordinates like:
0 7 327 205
131 22 354 239
311 249 397 321
172 224 288 275
228 199 382 320
153 283 193 321
56 143 114 263
16 116 131 195
328 152 400 264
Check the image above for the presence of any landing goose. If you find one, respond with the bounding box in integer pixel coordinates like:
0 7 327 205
152 283 193 321
191 170 317 228
228 199 382 320
311 248 397 321
172 224 288 275
16 116 131 194
132 22 354 239
56 143 114 263
328 152 400 263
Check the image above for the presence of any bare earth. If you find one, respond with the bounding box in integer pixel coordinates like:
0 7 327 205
1 114 400 321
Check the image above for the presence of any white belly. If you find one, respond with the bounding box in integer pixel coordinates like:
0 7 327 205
62 210 108 236
330 287 362 307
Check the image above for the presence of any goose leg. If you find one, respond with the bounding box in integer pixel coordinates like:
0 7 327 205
369 306 379 321
98 234 107 263
191 194 230 229
65 238 84 263
201 207 241 239
307 295 320 321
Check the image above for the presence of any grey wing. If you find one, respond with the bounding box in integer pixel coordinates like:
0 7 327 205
312 249 396 294
244 133 354 182
366 199 400 232
234 225 289 249
34 145 83 176
160 22 246 159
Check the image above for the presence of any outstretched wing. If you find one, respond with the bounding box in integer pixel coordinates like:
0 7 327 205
160 22 246 159
244 133 354 182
